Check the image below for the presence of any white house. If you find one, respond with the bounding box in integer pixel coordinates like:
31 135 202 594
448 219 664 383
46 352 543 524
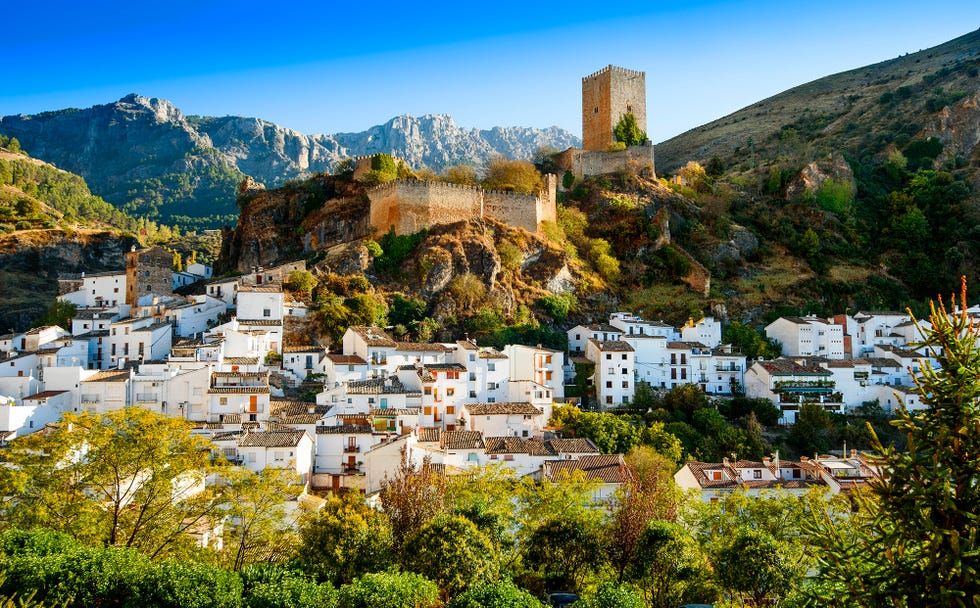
674 456 830 502
205 277 239 308
236 429 315 485
584 339 634 407
744 359 841 423
765 316 845 360
463 402 547 439
567 324 623 355
502 344 564 399
680 316 722 348
59 271 127 308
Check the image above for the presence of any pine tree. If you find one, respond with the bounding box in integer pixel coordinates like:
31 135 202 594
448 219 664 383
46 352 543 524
806 278 980 607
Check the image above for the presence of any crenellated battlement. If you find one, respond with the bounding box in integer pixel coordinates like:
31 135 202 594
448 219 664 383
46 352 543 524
582 64 645 81
367 175 556 236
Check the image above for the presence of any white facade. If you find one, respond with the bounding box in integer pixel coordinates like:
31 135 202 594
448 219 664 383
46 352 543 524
585 339 634 407
765 316 846 359
60 271 127 308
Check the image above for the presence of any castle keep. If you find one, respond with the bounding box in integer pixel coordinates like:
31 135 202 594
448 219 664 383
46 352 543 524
582 65 647 151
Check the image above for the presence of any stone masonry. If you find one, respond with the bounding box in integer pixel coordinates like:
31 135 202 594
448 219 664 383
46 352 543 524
126 245 173 306
582 65 647 152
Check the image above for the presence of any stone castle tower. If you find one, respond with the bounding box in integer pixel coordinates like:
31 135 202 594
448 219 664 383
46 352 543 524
581 65 647 151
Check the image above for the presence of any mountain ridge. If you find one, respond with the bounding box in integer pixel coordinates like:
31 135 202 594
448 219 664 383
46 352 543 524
0 96 580 228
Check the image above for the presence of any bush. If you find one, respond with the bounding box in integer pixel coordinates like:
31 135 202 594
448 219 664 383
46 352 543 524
482 156 544 193
537 293 576 322
337 572 440 608
446 579 543 608
613 112 647 146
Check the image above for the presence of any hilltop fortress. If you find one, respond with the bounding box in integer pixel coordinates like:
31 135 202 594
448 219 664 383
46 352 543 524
359 65 653 237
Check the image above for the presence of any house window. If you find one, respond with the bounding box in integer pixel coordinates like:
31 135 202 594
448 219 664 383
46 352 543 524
469 390 476 398
447 406 455 415
606 381 612 388
606 354 612 360
605 396 613 404
469 372 476 381
424 406 432 415
621 368 628 375
622 381 628 388
608 367 614 374
753 470 762 479
681 369 687 380
503 454 514 461
711 471 722 481
671 353 676 364
424 387 432 395
219 397 228 405
469 354 475 361
263 308 271 317
487 363 495 371
467 453 478 462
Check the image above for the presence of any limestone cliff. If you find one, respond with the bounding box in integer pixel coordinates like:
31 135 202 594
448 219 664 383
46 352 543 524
0 229 138 331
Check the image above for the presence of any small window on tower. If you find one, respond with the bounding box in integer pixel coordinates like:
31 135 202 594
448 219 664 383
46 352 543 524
594 106 598 113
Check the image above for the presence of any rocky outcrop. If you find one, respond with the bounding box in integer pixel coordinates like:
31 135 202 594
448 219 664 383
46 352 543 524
784 152 856 200
1 96 579 225
0 229 138 330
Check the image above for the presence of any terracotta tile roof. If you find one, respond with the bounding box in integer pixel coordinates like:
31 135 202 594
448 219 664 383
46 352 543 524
757 359 831 376
863 357 903 368
82 370 131 383
213 371 268 378
456 340 478 350
349 326 397 347
223 357 260 365
465 402 543 416
237 285 283 293
238 430 307 447
478 348 509 359
22 390 68 401
347 377 415 394
327 354 367 365
282 345 324 353
545 455 629 484
238 319 282 326
547 438 600 454
416 427 441 442
441 430 484 450
207 386 270 394
588 339 633 352
395 341 452 352
370 408 418 416
316 424 373 435
584 323 621 333
484 437 555 455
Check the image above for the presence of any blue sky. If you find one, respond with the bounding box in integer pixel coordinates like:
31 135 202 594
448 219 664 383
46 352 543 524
4 1 979 143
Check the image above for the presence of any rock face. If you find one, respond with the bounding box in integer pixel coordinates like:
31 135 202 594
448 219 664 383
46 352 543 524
0 229 138 331
784 152 856 200
0 96 579 225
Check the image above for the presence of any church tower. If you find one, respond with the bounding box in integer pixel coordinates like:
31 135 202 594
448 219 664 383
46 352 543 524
581 65 647 152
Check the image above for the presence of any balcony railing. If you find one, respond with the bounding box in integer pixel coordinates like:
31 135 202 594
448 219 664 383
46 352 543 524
136 393 159 403
81 394 99 404
343 445 360 453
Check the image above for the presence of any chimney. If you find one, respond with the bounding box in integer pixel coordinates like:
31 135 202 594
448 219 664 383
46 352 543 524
722 457 729 466
763 456 771 467
850 449 858 458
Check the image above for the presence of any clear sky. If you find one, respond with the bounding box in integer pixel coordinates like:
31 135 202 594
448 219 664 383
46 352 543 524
4 1 979 143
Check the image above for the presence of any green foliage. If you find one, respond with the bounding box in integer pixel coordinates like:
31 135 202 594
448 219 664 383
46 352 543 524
446 579 543 608
536 293 576 322
0 408 221 558
243 570 336 608
562 170 575 190
0 135 22 153
550 405 640 454
613 113 647 147
285 270 317 296
625 521 712 608
388 294 428 328
524 515 604 593
297 493 392 586
337 571 440 608
361 153 398 186
903 137 943 170
373 228 427 275
32 298 76 330
805 284 980 606
715 529 804 607
572 582 646 608
815 178 854 216
722 321 781 359
444 165 478 186
482 156 544 193
404 514 499 597
448 273 488 310
364 240 383 258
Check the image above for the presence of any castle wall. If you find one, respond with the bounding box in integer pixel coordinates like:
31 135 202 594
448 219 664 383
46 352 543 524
582 65 646 152
555 145 656 181
367 176 556 237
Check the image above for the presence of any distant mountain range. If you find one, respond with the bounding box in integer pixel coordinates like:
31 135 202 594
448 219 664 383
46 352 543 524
0 96 580 228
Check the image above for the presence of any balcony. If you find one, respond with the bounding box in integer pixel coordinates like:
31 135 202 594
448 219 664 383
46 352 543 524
136 393 159 403
81 394 100 404
716 365 742 372
343 445 361 453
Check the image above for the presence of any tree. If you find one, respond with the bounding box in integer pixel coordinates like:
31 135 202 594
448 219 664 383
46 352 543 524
607 447 683 580
379 453 447 551
613 113 647 147
404 513 498 598
337 571 440 608
297 492 393 586
626 521 713 608
33 298 76 330
0 408 221 559
722 321 781 359
806 280 980 606
241 565 336 608
285 270 318 296
221 467 303 571
444 165 477 186
716 529 803 608
523 515 604 593
549 405 640 454
482 156 544 193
